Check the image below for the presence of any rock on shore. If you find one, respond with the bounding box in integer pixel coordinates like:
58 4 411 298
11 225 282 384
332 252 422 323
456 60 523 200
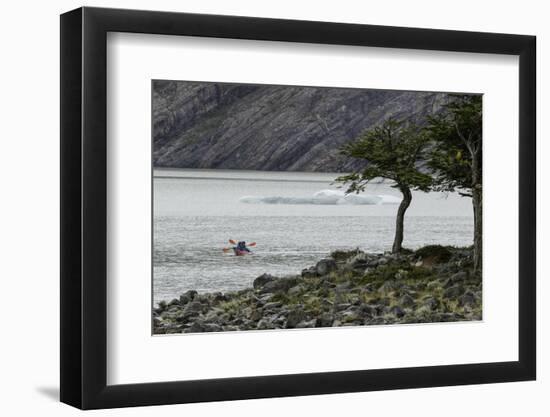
153 245 482 334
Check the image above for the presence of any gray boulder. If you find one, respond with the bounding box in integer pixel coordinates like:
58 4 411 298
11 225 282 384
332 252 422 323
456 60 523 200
179 290 198 304
255 293 274 305
211 292 226 303
389 306 406 318
263 301 283 310
253 273 276 289
378 257 389 266
459 293 476 307
257 319 276 330
301 267 318 278
450 271 468 284
260 277 298 294
359 304 375 316
205 323 222 332
315 258 337 276
286 309 306 328
443 285 463 299
399 294 416 308
249 309 262 322
186 320 207 333
423 296 440 311
315 313 334 327
340 310 361 323
296 319 317 328
346 253 374 271
379 280 401 294
204 308 224 321
168 298 180 307
361 283 376 294
181 300 204 318
334 303 352 312
288 284 305 297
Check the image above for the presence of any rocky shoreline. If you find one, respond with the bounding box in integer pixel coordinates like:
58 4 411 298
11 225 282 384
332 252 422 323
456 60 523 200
153 245 482 334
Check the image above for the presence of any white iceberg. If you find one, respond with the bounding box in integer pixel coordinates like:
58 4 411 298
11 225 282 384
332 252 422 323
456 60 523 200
239 189 400 206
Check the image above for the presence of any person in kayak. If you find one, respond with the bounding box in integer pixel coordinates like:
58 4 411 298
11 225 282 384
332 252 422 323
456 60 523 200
234 241 252 255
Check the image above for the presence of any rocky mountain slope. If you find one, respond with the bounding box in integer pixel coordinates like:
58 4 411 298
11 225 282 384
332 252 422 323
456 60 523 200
152 80 449 172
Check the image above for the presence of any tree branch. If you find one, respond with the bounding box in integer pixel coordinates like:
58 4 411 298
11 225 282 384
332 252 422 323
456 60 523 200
454 121 475 157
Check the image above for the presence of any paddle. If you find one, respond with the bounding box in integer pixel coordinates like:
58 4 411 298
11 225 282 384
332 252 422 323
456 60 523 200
223 239 237 252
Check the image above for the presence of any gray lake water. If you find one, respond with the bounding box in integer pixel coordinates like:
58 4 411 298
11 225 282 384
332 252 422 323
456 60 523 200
153 169 473 305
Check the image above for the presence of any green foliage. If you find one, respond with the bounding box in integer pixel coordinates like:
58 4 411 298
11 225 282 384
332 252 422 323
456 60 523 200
406 266 438 281
425 94 482 194
335 118 433 193
357 258 439 288
219 296 249 314
270 291 292 304
361 262 407 283
425 95 483 273
303 295 323 314
330 248 361 261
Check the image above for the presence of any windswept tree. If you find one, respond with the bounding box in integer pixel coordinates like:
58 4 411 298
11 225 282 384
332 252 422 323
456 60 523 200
336 118 432 253
426 94 482 273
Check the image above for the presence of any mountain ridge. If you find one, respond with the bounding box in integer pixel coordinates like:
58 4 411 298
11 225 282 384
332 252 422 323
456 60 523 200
152 81 449 173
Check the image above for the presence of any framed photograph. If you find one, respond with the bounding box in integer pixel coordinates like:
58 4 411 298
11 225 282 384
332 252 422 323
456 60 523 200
60 7 536 409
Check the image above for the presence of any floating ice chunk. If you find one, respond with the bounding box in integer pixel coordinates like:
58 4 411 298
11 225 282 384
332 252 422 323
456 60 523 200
239 189 400 205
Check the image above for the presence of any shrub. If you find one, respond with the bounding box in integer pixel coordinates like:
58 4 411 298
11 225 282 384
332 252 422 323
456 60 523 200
415 245 453 263
330 248 361 261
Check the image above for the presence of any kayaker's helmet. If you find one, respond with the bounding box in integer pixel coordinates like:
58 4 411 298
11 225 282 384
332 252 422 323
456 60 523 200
238 241 246 248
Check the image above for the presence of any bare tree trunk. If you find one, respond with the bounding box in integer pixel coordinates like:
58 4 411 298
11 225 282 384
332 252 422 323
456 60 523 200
392 186 412 253
471 152 482 274
472 187 482 274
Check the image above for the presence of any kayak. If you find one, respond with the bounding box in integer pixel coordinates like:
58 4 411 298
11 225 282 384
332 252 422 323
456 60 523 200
233 249 249 256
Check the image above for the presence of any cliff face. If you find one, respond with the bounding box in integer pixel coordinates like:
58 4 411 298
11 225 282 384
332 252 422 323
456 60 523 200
152 80 449 172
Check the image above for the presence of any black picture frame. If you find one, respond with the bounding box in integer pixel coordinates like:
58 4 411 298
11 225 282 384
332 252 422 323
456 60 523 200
60 6 536 410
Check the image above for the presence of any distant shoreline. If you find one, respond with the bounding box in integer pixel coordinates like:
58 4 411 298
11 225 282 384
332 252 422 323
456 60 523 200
154 167 354 183
153 167 388 185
